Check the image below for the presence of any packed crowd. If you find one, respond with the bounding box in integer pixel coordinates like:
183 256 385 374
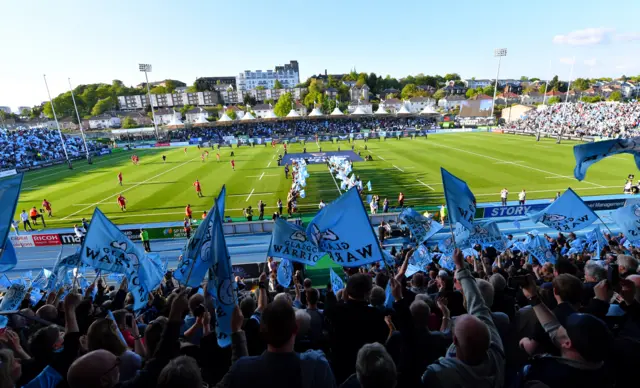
511 102 640 138
2 227 639 388
0 128 105 170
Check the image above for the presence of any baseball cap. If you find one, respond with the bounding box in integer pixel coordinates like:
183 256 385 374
564 313 613 362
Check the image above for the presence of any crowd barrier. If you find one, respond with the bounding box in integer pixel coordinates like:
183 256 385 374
10 218 303 248
501 129 594 142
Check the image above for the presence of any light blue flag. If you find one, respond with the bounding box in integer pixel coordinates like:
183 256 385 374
268 218 321 266
438 254 456 271
612 202 640 243
405 264 422 277
329 268 344 295
276 259 293 288
441 168 476 230
0 240 17 272
79 208 163 310
524 235 555 265
585 226 608 255
0 283 27 313
106 310 128 346
412 244 433 267
467 221 506 250
175 186 226 287
573 137 640 181
107 273 125 283
207 203 237 348
399 208 444 244
22 271 33 281
31 269 53 290
0 174 23 254
528 188 597 232
29 289 44 306
384 282 394 309
513 219 521 229
462 248 479 258
0 275 11 289
366 181 372 192
307 187 384 267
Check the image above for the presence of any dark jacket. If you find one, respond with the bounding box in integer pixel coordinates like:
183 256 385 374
522 355 613 388
491 290 516 321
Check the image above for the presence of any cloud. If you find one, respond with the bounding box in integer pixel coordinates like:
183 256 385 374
553 27 614 45
614 32 640 42
559 57 576 65
583 58 597 67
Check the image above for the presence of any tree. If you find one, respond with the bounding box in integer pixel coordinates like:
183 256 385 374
433 89 446 101
91 96 116 116
225 109 237 120
482 85 495 96
608 91 623 101
150 86 167 94
572 78 590 91
165 80 178 93
180 105 195 118
243 94 257 106
265 98 274 105
547 96 561 105
255 86 266 90
549 75 559 91
401 84 418 99
303 79 324 108
366 72 378 93
273 80 283 89
444 73 461 81
465 88 478 99
186 85 197 93
356 74 367 87
20 108 30 117
274 93 293 117
538 84 547 95
520 76 529 81
122 116 138 128
529 77 540 82
30 105 43 119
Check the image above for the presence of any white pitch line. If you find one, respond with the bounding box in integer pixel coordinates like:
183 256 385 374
245 189 255 202
267 161 272 167
378 156 386 161
393 165 405 172
61 157 199 220
259 172 265 180
228 192 274 197
428 142 605 188
545 176 574 179
416 179 435 191
327 170 343 195
493 160 525 164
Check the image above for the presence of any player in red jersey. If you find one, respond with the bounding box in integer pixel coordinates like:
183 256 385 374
230 159 235 171
184 147 187 154
283 143 287 151
271 140 276 148
131 155 136 165
185 204 193 219
205 150 209 159
193 179 203 197
117 172 123 186
117 194 127 211
201 153 205 163
216 153 220 162
42 199 52 217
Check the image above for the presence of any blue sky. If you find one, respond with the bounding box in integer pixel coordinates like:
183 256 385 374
2 0 639 110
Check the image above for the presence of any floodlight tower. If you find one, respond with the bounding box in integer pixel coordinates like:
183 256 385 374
139 63 160 140
490 48 507 119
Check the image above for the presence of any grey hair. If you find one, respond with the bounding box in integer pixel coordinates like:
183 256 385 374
274 292 292 306
355 343 397 388
617 255 639 273
409 300 431 327
414 293 432 303
295 309 311 336
437 270 449 279
369 286 385 307
489 273 507 292
584 262 606 282
476 279 495 307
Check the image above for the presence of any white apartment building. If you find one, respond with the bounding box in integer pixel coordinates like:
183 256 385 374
464 79 493 89
347 102 373 114
405 97 436 113
237 64 299 91
88 114 121 129
381 98 403 114
252 104 274 118
184 108 211 123
118 91 220 110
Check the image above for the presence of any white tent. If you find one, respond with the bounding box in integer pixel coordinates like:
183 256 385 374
374 104 388 115
419 105 438 115
264 110 278 119
351 105 367 115
309 107 323 117
330 106 343 116
286 109 300 118
218 113 233 122
194 110 209 124
240 111 255 121
397 104 411 115
168 110 183 125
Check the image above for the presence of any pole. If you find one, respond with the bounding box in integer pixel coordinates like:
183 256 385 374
68 78 91 163
144 70 160 141
558 57 576 145
542 59 552 105
44 74 71 169
490 56 502 118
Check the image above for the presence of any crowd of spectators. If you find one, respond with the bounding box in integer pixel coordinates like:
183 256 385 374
2 228 640 388
510 102 640 138
0 128 105 170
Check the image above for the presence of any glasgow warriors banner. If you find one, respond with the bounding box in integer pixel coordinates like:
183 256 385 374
528 188 597 232
466 221 505 250
268 218 321 266
399 208 443 243
574 137 640 181
441 168 476 230
612 202 640 243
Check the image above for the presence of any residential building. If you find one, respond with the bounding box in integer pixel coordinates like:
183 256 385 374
325 88 338 98
311 70 346 83
464 79 493 89
520 92 544 105
0 106 11 114
349 85 370 102
416 85 437 95
381 98 403 114
545 90 566 100
118 95 149 110
252 104 273 118
441 82 467 95
118 111 153 127
503 83 523 94
26 119 57 129
405 97 436 113
88 114 121 129
118 91 221 110
380 88 400 99
495 92 520 105
219 88 242 105
136 79 185 89
240 88 307 104
59 117 78 130
17 106 31 115
194 76 237 90
236 61 300 91
347 101 373 114
184 108 212 123
293 102 307 116
470 94 493 101
620 82 638 98
154 109 181 125
437 95 466 110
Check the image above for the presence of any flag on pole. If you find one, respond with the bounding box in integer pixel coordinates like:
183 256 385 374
306 188 384 267
329 268 344 295
276 259 293 288
0 240 17 273
441 168 476 230
0 174 23 270
467 221 505 250
524 235 555 265
79 208 164 310
268 218 321 266
527 188 596 232
585 226 608 255
399 208 443 244
573 137 640 181
611 202 640 244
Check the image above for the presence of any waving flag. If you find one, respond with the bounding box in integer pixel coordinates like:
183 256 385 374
175 186 226 287
0 275 11 289
207 203 237 348
612 202 640 244
528 188 596 232
410 244 433 268
0 283 27 314
574 137 640 181
79 208 164 310
329 268 344 295
276 259 293 288
268 218 321 266
31 268 53 290
441 168 476 230
467 221 505 250
307 188 383 267
585 226 608 255
399 208 443 244
0 174 23 270
0 240 17 273
524 235 555 265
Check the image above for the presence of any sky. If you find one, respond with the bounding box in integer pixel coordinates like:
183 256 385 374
1 0 639 110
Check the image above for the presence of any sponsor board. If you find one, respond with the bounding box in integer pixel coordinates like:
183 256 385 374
188 139 201 145
59 233 82 245
99 149 112 155
10 235 35 247
135 145 153 149
0 169 17 178
155 142 171 147
32 234 61 246
170 142 189 147
481 198 628 218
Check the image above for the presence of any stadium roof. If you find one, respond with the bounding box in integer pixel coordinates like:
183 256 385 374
308 107 323 117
